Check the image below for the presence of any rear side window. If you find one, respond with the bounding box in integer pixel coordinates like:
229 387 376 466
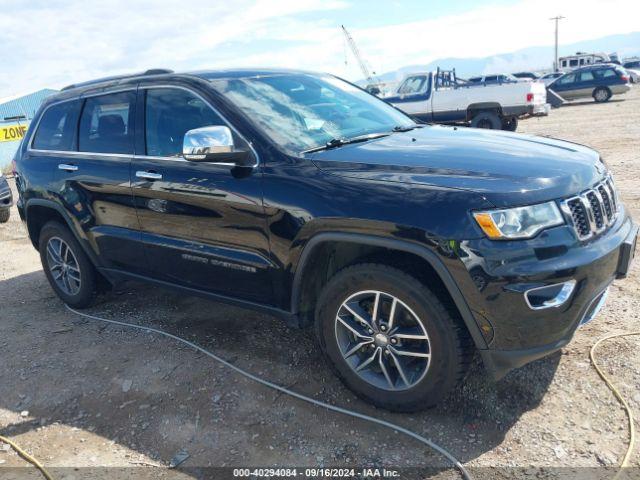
32 101 80 151
579 71 595 82
79 92 135 154
144 88 226 157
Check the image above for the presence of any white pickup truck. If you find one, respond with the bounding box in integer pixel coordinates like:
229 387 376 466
384 69 550 131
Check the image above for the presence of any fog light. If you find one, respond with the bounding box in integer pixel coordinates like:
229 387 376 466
524 280 576 310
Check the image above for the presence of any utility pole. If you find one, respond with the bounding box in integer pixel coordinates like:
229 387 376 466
550 15 565 71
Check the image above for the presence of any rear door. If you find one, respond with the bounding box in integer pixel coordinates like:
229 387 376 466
53 90 144 273
576 70 597 96
130 85 272 304
24 99 82 207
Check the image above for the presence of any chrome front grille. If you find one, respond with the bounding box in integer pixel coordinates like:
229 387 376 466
561 177 619 241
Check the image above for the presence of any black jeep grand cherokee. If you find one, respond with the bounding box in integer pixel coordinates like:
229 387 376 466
15 68 637 411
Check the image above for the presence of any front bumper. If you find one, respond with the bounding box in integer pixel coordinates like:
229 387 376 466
456 209 637 379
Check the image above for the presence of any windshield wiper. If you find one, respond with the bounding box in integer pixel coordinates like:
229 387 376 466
391 124 421 132
303 132 390 153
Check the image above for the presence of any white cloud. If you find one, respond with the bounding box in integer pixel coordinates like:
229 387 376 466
0 0 637 96
349 0 638 74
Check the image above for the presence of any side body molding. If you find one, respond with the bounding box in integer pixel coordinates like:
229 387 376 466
290 232 488 351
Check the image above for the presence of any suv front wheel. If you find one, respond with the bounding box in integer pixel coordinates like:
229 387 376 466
39 221 97 308
315 264 472 412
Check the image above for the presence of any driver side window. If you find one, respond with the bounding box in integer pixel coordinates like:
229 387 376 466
558 74 576 85
145 88 227 157
398 76 427 95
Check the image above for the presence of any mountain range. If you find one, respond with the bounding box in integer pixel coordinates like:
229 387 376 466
359 31 640 87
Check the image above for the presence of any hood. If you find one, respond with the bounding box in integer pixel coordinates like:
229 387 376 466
310 125 605 207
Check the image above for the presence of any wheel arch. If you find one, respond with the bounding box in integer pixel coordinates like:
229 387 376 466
290 232 488 350
466 102 503 120
25 199 103 269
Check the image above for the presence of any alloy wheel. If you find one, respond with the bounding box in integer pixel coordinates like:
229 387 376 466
46 237 82 296
334 290 431 391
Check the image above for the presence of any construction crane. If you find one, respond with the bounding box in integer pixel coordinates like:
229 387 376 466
341 25 381 94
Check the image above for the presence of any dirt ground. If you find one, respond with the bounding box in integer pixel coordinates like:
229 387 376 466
1 88 640 480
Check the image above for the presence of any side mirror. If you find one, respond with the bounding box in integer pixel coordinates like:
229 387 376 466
183 126 250 165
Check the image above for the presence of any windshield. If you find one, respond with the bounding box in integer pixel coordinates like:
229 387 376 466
208 74 415 153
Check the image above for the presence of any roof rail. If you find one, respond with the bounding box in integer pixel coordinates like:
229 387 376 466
61 68 175 91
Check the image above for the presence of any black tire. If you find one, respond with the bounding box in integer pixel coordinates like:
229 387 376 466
315 263 473 412
0 208 9 223
39 221 97 308
501 116 518 132
593 86 612 103
470 111 501 129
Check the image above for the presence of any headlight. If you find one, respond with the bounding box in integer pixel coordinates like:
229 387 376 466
473 201 564 239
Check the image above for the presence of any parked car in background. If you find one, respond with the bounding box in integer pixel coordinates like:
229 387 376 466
512 72 540 81
0 173 12 223
14 68 637 411
540 72 564 85
548 64 631 103
622 60 640 83
387 69 548 131
466 73 519 85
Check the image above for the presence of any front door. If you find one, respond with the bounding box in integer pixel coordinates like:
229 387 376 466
131 86 273 304
392 74 432 119
551 73 578 99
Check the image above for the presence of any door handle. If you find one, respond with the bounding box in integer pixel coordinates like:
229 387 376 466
58 164 78 172
136 171 163 180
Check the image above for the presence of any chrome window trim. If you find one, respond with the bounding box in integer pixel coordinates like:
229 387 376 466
27 85 258 169
27 149 133 160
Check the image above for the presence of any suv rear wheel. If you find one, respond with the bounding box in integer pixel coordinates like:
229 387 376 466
315 263 472 411
593 86 612 103
39 221 97 308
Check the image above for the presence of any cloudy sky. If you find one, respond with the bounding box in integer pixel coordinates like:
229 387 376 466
1 0 637 97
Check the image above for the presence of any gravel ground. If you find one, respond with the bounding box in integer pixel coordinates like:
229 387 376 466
1 88 639 480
